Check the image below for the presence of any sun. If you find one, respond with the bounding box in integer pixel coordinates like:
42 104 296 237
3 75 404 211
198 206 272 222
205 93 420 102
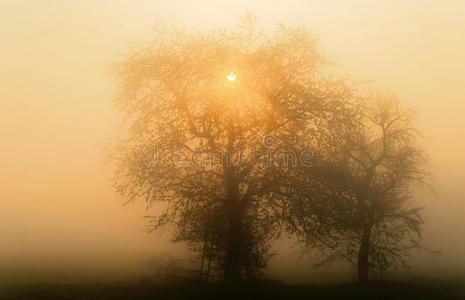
227 72 237 82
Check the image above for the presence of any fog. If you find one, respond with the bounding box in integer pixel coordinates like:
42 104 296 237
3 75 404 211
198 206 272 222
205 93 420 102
1 0 465 286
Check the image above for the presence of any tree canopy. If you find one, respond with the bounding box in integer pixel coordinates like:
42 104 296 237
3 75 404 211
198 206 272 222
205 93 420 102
109 15 430 282
282 94 431 281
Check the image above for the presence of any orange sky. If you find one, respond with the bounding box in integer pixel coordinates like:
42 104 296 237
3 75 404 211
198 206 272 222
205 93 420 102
1 0 465 282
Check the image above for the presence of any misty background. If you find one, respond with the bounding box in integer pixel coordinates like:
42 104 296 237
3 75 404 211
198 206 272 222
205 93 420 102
1 0 464 285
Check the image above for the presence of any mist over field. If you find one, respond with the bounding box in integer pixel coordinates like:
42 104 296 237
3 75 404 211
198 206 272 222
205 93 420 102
1 1 465 298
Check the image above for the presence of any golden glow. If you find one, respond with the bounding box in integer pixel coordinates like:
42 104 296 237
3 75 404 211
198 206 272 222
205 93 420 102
2 0 465 281
227 72 237 81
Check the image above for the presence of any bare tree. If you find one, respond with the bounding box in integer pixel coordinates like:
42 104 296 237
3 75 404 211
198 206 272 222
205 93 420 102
283 93 431 281
108 15 351 281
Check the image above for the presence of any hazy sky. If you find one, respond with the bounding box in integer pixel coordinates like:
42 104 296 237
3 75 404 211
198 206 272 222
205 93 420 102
1 0 464 282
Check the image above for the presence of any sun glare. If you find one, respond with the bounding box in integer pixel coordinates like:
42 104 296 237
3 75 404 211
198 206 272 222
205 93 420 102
227 72 237 81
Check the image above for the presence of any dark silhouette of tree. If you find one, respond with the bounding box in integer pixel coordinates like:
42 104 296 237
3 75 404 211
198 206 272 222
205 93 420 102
108 15 351 281
282 94 431 281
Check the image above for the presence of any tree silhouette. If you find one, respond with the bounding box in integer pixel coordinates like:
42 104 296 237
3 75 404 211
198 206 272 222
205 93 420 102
108 15 351 281
282 94 431 281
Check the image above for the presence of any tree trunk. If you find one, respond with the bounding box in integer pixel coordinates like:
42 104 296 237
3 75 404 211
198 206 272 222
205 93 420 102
357 225 371 282
224 216 241 282
223 170 242 282
223 123 242 282
199 231 208 281
223 169 242 281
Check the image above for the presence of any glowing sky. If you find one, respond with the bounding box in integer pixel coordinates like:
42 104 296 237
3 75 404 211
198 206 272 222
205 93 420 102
1 0 464 282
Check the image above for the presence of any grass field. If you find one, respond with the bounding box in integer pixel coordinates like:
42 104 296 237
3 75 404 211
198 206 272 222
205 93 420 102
1 279 464 300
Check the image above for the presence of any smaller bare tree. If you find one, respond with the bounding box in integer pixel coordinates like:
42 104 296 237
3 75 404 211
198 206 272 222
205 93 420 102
283 93 432 281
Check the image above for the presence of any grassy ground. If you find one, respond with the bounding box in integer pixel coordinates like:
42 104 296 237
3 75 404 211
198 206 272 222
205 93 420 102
1 279 464 300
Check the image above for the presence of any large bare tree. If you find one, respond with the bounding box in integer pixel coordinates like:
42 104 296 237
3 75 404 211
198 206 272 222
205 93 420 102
108 15 352 281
